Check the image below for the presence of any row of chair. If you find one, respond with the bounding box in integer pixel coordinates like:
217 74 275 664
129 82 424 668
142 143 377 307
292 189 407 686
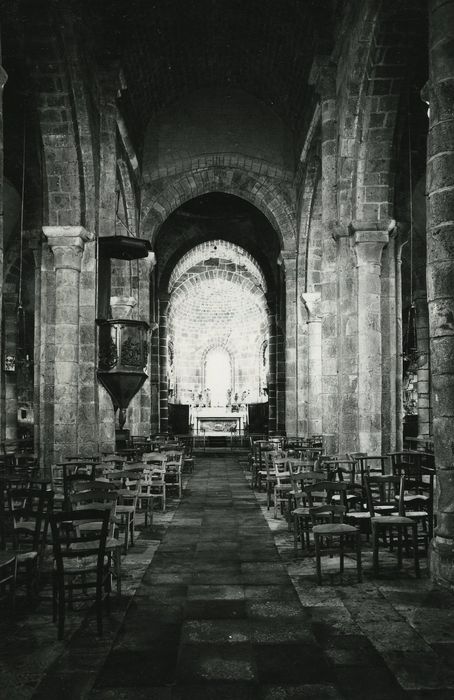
246 438 434 583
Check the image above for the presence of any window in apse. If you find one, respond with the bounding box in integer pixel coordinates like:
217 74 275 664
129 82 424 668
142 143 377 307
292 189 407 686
204 346 232 407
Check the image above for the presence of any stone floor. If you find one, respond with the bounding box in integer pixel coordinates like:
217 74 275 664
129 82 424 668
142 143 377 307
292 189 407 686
2 455 454 699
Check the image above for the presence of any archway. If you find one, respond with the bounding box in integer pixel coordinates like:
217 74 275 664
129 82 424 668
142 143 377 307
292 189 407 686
152 193 283 436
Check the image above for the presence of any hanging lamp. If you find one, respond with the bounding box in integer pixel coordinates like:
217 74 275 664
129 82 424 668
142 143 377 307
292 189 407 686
96 178 152 432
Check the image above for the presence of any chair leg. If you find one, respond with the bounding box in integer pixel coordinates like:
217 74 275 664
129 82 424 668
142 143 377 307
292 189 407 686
412 523 420 577
293 516 299 556
314 534 322 585
372 524 379 576
356 532 362 583
397 526 403 569
130 516 135 547
339 535 344 575
57 579 65 640
115 548 121 596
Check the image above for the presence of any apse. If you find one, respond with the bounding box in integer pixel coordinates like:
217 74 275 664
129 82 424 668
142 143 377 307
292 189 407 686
167 240 269 408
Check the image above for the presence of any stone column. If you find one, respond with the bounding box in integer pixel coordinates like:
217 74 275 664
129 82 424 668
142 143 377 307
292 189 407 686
43 226 93 461
351 221 392 454
29 233 42 457
2 284 17 444
395 227 409 452
301 292 322 436
309 57 340 450
381 231 398 454
0 64 7 441
426 0 454 585
413 291 431 437
159 293 170 433
266 294 277 435
281 252 298 436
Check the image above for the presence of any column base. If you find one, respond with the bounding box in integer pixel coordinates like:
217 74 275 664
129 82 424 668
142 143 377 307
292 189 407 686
430 538 454 589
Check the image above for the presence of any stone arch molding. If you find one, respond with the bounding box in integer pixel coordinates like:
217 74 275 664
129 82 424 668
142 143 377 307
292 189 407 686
140 166 297 250
169 239 267 293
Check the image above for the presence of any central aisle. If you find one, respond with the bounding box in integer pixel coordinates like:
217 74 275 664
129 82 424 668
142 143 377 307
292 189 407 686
92 456 335 698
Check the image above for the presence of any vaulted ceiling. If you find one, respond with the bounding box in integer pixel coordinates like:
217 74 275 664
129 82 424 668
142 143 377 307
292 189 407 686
81 0 338 147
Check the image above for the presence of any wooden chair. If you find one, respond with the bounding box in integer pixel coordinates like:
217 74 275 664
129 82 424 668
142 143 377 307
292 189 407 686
0 552 16 610
311 504 362 585
364 474 420 577
138 468 156 526
5 486 53 597
143 455 167 514
273 457 292 519
115 477 141 552
49 508 111 639
291 471 327 553
70 485 123 595
393 463 434 545
164 451 183 499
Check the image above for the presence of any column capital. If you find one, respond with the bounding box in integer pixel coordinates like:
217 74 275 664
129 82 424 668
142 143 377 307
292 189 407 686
142 251 156 272
277 250 297 266
159 292 171 305
0 66 8 90
301 292 322 322
350 220 395 267
330 221 348 240
43 226 94 271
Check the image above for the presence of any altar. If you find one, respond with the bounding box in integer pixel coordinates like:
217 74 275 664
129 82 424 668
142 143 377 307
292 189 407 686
192 407 247 435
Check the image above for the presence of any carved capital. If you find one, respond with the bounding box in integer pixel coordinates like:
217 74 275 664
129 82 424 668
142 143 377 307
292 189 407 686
350 220 394 267
43 226 94 272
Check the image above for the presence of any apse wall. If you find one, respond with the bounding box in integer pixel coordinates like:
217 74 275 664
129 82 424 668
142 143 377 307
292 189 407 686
167 252 269 406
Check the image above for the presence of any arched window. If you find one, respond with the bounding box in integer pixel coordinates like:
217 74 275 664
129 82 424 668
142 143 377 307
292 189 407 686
203 346 232 407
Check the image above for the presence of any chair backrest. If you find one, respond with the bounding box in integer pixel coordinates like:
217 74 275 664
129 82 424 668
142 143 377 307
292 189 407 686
273 457 290 482
304 480 348 508
334 459 358 484
7 486 54 552
165 451 183 467
50 508 110 574
309 503 346 524
364 474 401 516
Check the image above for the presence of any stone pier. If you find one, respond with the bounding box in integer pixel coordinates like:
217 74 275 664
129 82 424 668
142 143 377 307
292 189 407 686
427 0 454 586
351 221 391 454
42 226 94 462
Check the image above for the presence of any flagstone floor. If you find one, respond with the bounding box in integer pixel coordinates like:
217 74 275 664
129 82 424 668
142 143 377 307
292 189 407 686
2 455 454 699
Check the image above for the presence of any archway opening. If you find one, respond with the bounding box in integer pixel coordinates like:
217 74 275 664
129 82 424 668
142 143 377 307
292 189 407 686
153 192 285 436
